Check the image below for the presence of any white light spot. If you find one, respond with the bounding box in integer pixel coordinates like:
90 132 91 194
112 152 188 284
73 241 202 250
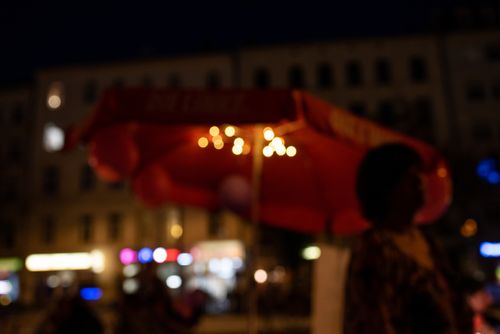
43 123 65 152
254 269 268 284
122 264 140 278
46 275 60 288
47 95 62 109
166 275 182 289
177 253 193 266
123 278 139 294
302 246 321 260
153 248 167 263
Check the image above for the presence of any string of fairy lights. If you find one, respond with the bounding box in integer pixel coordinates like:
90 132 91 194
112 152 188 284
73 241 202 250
197 125 297 157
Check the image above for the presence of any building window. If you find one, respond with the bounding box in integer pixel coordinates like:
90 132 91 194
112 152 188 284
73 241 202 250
472 123 492 142
376 100 396 126
167 74 182 88
288 65 305 88
108 181 125 191
414 97 434 126
409 56 428 83
348 102 367 116
208 212 224 237
108 212 122 242
206 71 221 89
466 82 487 101
316 63 333 89
42 215 55 244
83 80 99 104
80 214 93 243
345 61 363 87
485 44 500 62
374 59 392 85
42 165 59 196
1 222 15 249
253 67 271 88
11 104 24 124
80 164 96 191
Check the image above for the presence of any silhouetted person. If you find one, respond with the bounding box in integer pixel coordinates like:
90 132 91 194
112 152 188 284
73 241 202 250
344 143 472 334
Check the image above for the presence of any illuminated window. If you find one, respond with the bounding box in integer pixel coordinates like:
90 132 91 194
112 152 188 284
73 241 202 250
466 81 486 101
206 71 221 89
409 56 428 83
167 73 182 88
83 80 98 104
80 214 93 243
316 63 333 89
42 165 59 196
108 212 122 242
253 67 270 88
345 61 363 87
42 215 55 244
288 65 305 88
80 164 96 191
374 58 392 85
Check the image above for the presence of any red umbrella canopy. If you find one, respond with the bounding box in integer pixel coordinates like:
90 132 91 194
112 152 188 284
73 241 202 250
64 88 451 236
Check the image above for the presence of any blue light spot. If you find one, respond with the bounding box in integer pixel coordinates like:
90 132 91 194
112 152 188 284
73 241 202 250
138 248 153 264
80 287 102 301
487 171 500 185
480 242 500 258
477 159 497 178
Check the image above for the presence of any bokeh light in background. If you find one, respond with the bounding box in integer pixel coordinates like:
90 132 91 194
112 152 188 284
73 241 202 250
177 253 193 266
0 281 13 295
43 123 65 152
170 224 183 239
123 278 139 294
480 242 500 258
166 275 182 289
461 218 478 237
123 264 140 278
80 287 103 301
46 275 61 288
302 245 321 260
153 247 167 263
477 158 500 185
119 248 137 265
254 269 268 283
138 248 154 264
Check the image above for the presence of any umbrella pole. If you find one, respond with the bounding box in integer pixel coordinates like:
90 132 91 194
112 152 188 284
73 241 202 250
248 125 264 334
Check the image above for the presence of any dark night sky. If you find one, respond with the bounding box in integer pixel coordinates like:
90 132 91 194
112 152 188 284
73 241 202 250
0 0 491 85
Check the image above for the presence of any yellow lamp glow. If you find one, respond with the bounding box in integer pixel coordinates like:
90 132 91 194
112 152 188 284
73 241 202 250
171 224 183 239
286 146 297 157
198 137 209 148
254 269 268 284
224 126 236 137
302 246 321 260
263 146 274 157
214 141 224 150
209 126 220 136
47 95 62 109
276 146 286 156
232 145 243 155
234 137 244 146
460 219 477 238
263 127 275 141
271 137 284 148
438 167 448 178
242 144 251 155
25 251 105 273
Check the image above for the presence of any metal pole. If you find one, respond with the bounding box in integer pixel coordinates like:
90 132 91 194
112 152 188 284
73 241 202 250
248 125 264 334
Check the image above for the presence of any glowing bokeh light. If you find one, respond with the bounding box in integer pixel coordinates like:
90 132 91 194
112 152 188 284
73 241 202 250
232 145 243 155
177 253 193 266
170 224 183 239
119 248 137 265
123 264 140 278
254 269 268 284
153 248 167 263
123 278 139 294
46 275 60 288
302 246 321 260
26 252 96 272
263 127 275 141
0 295 11 306
437 167 448 178
214 141 224 150
209 126 220 136
234 137 244 146
166 248 180 262
242 144 251 155
166 275 182 289
275 146 286 156
43 123 65 152
480 242 500 258
286 146 297 157
91 250 105 274
224 126 236 137
198 137 209 148
0 281 13 295
80 287 103 301
263 146 273 157
460 219 478 238
47 95 62 109
271 137 284 148
138 248 153 264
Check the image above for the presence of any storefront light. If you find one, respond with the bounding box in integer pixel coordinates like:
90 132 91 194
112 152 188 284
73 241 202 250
26 252 96 272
